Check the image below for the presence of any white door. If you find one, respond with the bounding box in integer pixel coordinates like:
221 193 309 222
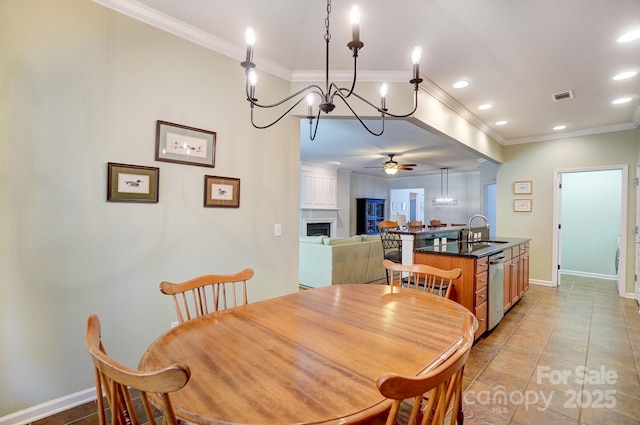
635 164 640 303
554 166 626 292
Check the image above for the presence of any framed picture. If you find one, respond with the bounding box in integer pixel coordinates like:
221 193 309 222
513 180 532 194
514 198 532 212
156 120 216 167
204 175 240 208
107 163 159 203
391 202 398 212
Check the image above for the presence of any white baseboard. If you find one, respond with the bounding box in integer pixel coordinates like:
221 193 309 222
561 269 617 281
0 388 95 425
530 279 553 287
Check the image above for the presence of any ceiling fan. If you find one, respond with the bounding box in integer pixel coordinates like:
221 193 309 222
366 154 417 175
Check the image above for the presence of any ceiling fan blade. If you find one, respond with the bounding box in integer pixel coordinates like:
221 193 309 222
400 163 417 167
398 165 415 170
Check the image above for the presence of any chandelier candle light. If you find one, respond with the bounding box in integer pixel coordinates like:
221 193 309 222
241 0 423 140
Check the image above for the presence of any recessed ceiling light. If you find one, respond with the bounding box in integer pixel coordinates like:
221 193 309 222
452 80 469 89
613 71 637 80
553 125 566 131
478 104 492 110
330 161 341 165
617 28 640 43
612 97 632 104
495 120 508 126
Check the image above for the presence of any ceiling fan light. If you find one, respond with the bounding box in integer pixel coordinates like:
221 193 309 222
384 167 398 175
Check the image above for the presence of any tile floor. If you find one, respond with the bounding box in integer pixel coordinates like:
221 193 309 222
462 275 640 424
33 276 640 425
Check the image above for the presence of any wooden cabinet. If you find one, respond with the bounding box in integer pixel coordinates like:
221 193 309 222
510 247 520 304
416 241 530 339
414 252 488 339
503 248 512 311
503 242 530 313
356 198 385 235
474 256 488 339
520 242 529 293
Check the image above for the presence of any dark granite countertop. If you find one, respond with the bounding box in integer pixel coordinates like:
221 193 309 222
414 237 530 258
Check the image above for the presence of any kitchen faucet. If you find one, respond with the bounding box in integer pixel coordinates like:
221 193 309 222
467 214 490 241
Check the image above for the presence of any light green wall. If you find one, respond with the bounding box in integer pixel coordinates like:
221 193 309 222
497 129 639 292
0 0 299 414
387 172 482 225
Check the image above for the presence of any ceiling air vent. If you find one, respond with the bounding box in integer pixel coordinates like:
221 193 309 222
551 90 574 102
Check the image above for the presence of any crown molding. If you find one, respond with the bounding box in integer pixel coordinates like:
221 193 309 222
91 0 292 80
504 121 639 145
418 78 506 144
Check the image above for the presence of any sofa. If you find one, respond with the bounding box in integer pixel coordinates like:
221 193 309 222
299 235 386 288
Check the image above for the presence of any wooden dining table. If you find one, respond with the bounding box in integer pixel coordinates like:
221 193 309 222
139 283 475 425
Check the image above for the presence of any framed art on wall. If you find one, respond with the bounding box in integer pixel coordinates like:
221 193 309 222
156 120 216 167
107 163 159 203
204 175 240 208
514 198 532 212
513 180 532 194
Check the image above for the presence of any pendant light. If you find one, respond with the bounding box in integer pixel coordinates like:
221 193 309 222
432 167 458 205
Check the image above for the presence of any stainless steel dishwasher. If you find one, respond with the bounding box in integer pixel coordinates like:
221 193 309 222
488 252 505 330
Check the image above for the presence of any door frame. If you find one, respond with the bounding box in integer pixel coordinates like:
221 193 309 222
551 165 628 295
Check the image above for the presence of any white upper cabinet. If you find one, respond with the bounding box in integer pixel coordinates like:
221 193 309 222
300 166 337 210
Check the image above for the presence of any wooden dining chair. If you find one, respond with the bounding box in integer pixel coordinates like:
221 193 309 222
160 268 255 324
429 220 447 229
376 314 475 425
408 220 424 232
382 259 461 299
85 314 190 425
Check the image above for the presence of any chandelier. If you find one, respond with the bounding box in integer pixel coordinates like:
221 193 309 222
432 167 458 206
240 0 423 140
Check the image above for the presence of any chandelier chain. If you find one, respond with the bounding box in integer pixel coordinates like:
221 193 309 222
325 0 331 42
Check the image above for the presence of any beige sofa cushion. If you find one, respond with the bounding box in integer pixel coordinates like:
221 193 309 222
299 236 325 244
299 236 385 288
323 236 362 245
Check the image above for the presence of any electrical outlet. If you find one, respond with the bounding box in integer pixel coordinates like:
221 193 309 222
274 223 282 236
170 321 179 328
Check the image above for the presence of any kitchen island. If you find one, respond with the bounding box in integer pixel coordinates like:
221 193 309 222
398 230 530 339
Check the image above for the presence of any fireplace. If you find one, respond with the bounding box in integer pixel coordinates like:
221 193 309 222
303 218 337 237
307 222 331 236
